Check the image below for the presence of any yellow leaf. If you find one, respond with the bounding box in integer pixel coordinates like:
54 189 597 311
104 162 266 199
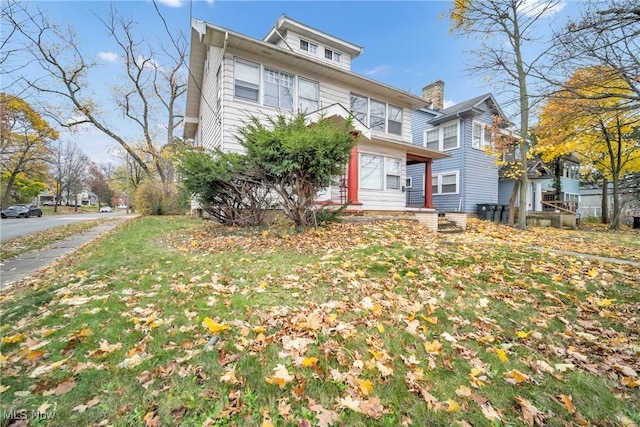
261 230 269 237
621 377 640 388
494 348 509 362
357 379 374 396
559 394 575 414
2 334 25 344
596 298 615 307
504 369 530 384
444 400 460 412
587 268 598 277
424 340 442 354
202 317 230 334
516 331 531 339
376 323 385 333
300 357 318 367
470 367 483 377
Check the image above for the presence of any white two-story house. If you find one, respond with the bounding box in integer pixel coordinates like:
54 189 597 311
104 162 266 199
183 15 449 224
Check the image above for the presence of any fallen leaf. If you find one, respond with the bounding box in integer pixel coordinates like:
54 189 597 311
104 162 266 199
43 379 76 396
559 394 575 414
265 364 294 388
202 317 230 334
357 379 374 396
515 395 545 426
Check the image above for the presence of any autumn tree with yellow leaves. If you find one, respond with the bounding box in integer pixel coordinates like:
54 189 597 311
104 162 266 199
533 67 640 229
0 93 58 208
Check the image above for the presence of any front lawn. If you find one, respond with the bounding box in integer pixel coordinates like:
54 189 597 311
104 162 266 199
1 217 638 426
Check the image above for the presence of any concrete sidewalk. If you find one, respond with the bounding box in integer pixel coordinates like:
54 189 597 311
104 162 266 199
0 215 138 290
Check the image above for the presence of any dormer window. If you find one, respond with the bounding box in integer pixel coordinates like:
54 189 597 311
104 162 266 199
299 39 317 54
324 48 341 63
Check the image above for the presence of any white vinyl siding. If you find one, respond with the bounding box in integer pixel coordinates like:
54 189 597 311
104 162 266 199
432 171 459 195
234 58 259 102
299 78 319 113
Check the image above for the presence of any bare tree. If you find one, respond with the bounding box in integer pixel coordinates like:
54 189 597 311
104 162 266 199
2 0 187 193
49 140 89 212
549 0 639 112
450 0 563 229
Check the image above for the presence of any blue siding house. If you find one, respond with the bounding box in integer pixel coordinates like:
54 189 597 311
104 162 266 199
408 81 508 214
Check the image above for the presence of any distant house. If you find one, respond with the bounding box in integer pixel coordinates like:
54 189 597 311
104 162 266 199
183 15 450 227
408 83 508 214
580 175 640 224
498 155 581 213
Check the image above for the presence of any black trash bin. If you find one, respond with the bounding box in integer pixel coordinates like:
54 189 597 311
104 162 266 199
493 205 503 223
501 205 510 223
477 204 496 221
634 216 640 229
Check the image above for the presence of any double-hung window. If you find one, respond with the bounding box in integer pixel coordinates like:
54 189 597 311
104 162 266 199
425 129 439 151
299 39 317 54
298 78 319 113
370 100 386 132
442 123 458 150
350 94 368 125
324 48 341 63
264 68 294 110
386 158 401 190
388 105 402 135
432 172 459 195
472 121 492 149
234 58 260 101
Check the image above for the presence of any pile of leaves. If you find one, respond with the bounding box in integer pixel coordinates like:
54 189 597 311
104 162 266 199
0 217 638 426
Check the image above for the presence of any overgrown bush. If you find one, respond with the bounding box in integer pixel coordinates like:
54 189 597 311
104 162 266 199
134 181 185 215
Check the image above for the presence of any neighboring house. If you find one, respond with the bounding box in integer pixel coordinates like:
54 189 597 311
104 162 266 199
498 155 581 213
408 85 508 214
580 176 640 224
183 15 449 221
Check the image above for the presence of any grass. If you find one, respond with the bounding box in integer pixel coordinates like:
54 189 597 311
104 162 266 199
0 216 638 426
0 220 105 261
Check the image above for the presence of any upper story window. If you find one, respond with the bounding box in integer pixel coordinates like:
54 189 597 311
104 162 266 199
234 58 259 102
299 39 318 54
350 94 368 125
472 121 492 149
564 163 580 180
350 94 403 135
423 121 459 151
264 68 294 110
299 78 319 113
324 48 341 64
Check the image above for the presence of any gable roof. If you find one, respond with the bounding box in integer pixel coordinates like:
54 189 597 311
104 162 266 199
427 93 509 126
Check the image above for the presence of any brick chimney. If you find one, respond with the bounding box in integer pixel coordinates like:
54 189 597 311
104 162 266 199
422 80 445 111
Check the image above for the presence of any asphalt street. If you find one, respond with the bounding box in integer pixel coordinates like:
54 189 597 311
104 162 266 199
0 215 138 290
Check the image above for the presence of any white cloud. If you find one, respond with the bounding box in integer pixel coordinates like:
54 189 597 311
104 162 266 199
521 0 565 18
97 52 118 63
366 65 391 77
443 99 456 109
156 0 184 8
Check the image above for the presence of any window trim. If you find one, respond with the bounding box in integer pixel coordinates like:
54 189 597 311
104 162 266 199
263 66 294 110
233 58 260 102
432 171 459 195
405 177 413 189
324 48 342 63
349 94 403 135
422 120 459 151
299 38 318 54
298 77 319 113
472 121 492 150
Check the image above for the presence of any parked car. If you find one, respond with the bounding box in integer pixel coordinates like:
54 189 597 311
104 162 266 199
42 201 56 206
99 206 113 213
1 204 43 218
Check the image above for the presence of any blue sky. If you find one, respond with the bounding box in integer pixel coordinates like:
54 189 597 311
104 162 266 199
13 0 582 162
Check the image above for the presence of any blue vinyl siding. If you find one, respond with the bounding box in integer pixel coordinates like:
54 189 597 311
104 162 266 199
410 101 501 213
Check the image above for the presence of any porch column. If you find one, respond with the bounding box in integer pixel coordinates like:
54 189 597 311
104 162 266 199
423 160 434 208
534 182 542 212
347 145 360 204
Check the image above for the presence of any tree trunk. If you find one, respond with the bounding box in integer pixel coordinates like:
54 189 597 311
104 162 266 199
601 177 609 224
1 173 18 209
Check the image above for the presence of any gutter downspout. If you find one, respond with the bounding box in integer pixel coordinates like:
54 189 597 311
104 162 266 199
457 113 465 213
